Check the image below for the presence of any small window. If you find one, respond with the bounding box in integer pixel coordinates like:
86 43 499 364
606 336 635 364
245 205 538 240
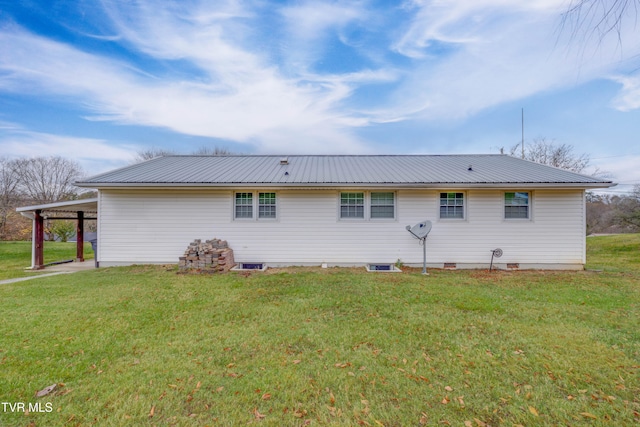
258 192 276 219
235 192 253 219
340 192 364 218
370 192 395 219
505 192 529 219
440 192 464 219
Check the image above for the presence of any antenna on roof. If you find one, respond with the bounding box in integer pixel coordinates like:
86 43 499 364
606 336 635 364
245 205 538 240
521 108 525 159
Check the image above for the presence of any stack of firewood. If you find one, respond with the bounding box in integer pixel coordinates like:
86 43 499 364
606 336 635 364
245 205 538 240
178 238 235 272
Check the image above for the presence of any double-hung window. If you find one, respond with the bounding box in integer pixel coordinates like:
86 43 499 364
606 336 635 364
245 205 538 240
440 192 464 219
504 192 529 219
235 192 277 219
370 192 395 219
258 192 277 219
235 192 253 219
340 192 364 219
339 192 396 220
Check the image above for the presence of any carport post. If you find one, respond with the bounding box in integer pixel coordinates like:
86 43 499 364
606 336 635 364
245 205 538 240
76 211 84 262
34 209 44 270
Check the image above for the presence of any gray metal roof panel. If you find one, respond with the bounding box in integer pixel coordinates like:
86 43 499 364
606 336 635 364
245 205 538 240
76 155 614 187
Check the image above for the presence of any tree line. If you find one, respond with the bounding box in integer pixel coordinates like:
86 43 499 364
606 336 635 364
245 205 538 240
0 156 90 240
587 186 640 234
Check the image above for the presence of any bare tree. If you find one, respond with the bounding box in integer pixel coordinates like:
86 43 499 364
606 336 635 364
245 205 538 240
560 0 640 44
614 184 640 230
133 146 236 163
13 156 84 204
0 158 21 239
192 146 234 156
586 192 615 234
133 147 177 163
510 138 590 173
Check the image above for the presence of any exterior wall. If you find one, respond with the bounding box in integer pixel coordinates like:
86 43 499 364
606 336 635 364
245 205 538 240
97 188 586 269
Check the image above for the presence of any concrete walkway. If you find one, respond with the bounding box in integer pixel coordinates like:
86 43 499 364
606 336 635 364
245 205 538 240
0 261 96 285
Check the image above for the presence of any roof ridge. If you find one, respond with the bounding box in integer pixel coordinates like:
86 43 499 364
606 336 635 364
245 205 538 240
161 154 508 157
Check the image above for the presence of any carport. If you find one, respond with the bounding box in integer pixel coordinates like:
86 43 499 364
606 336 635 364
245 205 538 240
16 198 98 270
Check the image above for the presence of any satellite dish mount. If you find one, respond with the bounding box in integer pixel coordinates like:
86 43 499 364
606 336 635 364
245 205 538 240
406 220 432 275
489 248 503 272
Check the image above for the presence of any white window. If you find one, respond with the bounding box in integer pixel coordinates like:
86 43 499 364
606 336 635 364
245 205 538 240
258 192 277 219
340 192 364 218
370 192 395 219
235 192 277 219
440 192 464 219
235 192 253 219
505 192 529 219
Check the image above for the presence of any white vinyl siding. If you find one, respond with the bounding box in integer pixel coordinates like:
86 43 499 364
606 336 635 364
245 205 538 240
97 188 586 268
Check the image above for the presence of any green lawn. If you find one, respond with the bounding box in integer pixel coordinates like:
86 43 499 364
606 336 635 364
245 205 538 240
0 236 638 426
0 241 93 280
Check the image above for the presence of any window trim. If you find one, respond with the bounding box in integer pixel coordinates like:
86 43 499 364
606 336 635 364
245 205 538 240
234 192 254 220
370 191 396 220
504 191 531 220
438 191 466 220
258 192 277 219
339 191 365 220
338 191 397 221
234 191 278 221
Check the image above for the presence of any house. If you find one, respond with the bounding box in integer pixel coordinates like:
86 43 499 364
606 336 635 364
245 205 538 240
62 154 614 270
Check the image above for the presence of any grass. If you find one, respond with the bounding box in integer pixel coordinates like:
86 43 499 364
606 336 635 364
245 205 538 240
0 236 638 426
587 234 640 272
0 241 93 281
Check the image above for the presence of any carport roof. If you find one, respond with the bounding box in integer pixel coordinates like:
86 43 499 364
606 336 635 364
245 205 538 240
16 198 98 214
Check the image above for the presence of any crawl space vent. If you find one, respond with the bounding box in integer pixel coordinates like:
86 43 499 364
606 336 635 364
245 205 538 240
365 264 402 273
232 263 267 272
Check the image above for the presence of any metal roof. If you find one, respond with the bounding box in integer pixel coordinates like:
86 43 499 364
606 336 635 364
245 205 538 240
16 198 99 214
75 155 615 189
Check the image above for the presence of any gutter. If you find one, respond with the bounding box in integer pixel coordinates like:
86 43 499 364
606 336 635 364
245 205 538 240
74 182 617 190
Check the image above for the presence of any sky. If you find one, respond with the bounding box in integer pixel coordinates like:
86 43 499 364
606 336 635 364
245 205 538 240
0 0 639 194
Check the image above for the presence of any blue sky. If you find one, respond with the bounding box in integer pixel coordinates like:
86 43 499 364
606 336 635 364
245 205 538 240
1 0 639 193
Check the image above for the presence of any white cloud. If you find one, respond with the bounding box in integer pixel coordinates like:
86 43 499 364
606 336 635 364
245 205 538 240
393 0 565 58
279 1 367 70
0 3 371 154
0 126 136 173
611 75 640 111
591 155 640 194
379 0 640 122
1 0 639 161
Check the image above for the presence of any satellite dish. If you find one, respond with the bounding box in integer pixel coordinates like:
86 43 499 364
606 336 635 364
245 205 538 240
406 220 432 240
405 220 432 275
